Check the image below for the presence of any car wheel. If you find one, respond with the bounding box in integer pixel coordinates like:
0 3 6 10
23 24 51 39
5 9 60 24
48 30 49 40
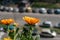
50 36 54 38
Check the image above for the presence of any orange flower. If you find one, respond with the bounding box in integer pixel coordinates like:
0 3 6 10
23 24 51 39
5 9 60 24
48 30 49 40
23 16 40 25
1 19 14 25
3 37 12 40
1 19 8 25
7 19 14 24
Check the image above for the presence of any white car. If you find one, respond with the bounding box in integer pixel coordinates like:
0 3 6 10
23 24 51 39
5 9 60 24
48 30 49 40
39 8 47 14
0 6 5 11
40 29 56 38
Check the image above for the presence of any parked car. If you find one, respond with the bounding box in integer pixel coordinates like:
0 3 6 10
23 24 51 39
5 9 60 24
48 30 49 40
32 8 39 13
40 29 56 38
4 6 9 12
19 7 25 13
54 23 60 28
8 7 14 12
47 9 54 14
54 9 60 14
25 6 32 13
40 21 53 28
39 8 47 14
0 6 5 11
13 8 19 12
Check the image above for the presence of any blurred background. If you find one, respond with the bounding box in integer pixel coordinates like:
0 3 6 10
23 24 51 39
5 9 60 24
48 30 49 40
0 0 60 8
0 0 60 40
0 0 60 13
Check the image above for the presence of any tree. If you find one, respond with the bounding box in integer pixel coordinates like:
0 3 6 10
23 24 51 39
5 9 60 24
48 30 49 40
0 0 3 4
56 0 60 3
29 0 40 3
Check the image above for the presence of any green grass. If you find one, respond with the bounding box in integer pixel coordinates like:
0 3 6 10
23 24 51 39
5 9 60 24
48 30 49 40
53 28 60 34
31 2 60 8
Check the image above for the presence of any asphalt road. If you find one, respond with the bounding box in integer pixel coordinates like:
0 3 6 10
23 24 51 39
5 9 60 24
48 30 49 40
0 12 60 25
41 34 60 40
41 37 60 40
0 12 60 40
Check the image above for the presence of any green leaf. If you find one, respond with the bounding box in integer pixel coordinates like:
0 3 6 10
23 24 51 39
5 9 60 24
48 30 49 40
35 35 40 40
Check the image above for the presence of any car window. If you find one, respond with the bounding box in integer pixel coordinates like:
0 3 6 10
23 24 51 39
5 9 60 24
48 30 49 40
42 32 51 35
42 32 49 34
41 24 50 28
58 23 60 26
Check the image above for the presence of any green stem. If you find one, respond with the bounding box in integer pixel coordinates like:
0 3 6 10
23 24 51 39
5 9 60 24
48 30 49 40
28 25 34 40
7 25 9 36
14 27 16 40
14 27 22 40
14 30 21 40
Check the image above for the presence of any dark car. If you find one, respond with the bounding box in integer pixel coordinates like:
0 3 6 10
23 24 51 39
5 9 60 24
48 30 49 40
54 9 60 14
32 29 38 36
19 7 25 13
47 9 54 14
40 21 53 28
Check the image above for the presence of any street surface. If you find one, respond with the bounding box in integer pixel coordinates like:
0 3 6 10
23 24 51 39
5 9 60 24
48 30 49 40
0 12 60 25
0 12 60 40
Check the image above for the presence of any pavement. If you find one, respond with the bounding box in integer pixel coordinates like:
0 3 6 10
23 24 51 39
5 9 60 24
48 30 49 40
0 12 60 25
41 34 60 40
0 12 60 40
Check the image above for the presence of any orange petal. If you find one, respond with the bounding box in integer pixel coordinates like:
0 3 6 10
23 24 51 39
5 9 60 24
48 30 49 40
23 16 40 25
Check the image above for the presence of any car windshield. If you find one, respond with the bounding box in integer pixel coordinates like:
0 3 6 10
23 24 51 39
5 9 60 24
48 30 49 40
42 32 50 34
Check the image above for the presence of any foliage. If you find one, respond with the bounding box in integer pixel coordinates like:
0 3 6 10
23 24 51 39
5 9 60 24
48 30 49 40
0 16 40 40
31 2 60 8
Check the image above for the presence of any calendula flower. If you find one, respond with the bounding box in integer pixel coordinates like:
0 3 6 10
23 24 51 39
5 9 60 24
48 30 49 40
3 37 12 40
1 19 7 25
8 19 14 24
23 16 40 25
1 19 14 25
